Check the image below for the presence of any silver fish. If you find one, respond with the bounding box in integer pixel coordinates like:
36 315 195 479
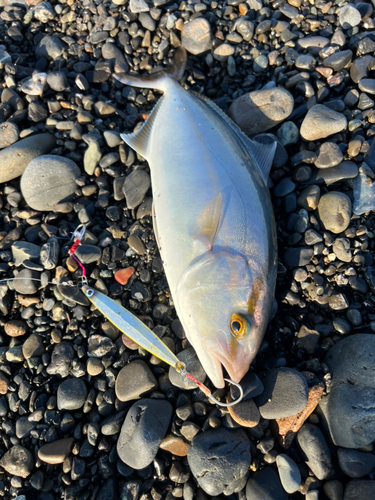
114 49 277 389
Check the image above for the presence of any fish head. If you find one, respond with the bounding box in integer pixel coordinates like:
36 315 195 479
177 251 273 388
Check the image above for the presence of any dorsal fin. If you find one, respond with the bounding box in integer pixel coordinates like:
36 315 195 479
191 91 276 184
120 96 164 160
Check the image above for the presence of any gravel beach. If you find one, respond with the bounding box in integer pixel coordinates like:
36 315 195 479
0 0 375 499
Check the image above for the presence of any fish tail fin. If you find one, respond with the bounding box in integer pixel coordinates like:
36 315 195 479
114 47 187 92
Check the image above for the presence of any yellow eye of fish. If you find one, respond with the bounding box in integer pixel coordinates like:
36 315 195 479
230 314 249 339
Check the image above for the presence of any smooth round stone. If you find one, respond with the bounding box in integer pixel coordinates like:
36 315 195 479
123 169 151 209
21 155 80 211
320 335 375 448
101 43 128 73
338 448 375 478
339 4 361 27
235 19 254 41
346 308 362 326
230 371 264 401
46 343 74 378
15 417 36 439
311 160 358 186
317 192 352 234
74 245 101 264
4 320 28 337
276 454 301 494
323 480 344 500
35 35 66 59
13 269 40 295
333 317 351 334
57 379 87 410
169 348 206 389
350 55 375 84
297 185 320 211
300 105 347 141
188 428 251 496
329 294 349 311
295 325 320 354
295 54 315 70
57 282 89 306
227 397 260 427
324 50 352 71
333 237 352 262
229 88 294 136
297 424 333 480
213 43 234 62
358 79 375 95
0 133 56 183
246 466 288 500
46 72 67 92
315 142 343 169
343 480 375 500
129 0 149 12
181 18 212 55
12 241 41 267
83 141 102 175
160 434 189 457
22 333 44 359
115 360 158 402
100 410 126 436
276 121 299 146
254 368 308 419
283 247 313 267
38 438 74 465
0 122 19 149
274 178 295 197
117 398 173 469
115 267 135 285
87 358 104 376
0 445 34 478
253 55 268 72
296 36 329 54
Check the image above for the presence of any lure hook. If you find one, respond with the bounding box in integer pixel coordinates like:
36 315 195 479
209 379 243 407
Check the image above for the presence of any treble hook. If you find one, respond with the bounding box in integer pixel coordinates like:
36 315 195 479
179 365 243 407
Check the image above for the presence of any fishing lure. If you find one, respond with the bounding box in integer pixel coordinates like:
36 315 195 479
68 225 244 407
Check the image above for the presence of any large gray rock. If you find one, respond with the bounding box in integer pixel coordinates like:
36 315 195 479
319 334 375 448
0 133 56 183
188 428 251 496
21 155 80 211
300 105 347 141
297 424 333 480
317 192 352 234
181 18 212 55
229 88 294 136
117 398 172 469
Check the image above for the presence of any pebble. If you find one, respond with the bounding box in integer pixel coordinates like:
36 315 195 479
181 19 212 55
0 445 34 478
4 320 28 337
300 105 347 141
227 397 260 427
87 358 104 376
115 267 135 285
46 343 74 378
295 325 320 354
101 410 126 436
12 241 40 267
74 245 101 264
337 448 375 478
117 398 173 469
343 480 375 500
20 155 80 211
276 454 301 494
332 238 352 262
115 360 158 402
57 379 87 410
297 424 333 480
187 428 251 496
246 466 288 500
284 247 313 267
353 173 375 215
22 333 44 359
0 133 56 183
0 122 19 149
13 269 40 295
229 88 294 136
35 35 66 59
169 348 206 389
314 143 344 169
84 141 102 175
38 438 74 465
123 169 151 209
297 185 320 211
317 192 352 234
310 160 358 186
339 4 362 27
255 368 308 419
160 435 189 457
320 335 375 448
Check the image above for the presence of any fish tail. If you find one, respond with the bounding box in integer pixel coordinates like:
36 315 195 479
114 47 187 92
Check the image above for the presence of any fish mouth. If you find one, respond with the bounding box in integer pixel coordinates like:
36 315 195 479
203 332 250 388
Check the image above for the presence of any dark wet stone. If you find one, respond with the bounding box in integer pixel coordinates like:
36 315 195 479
169 348 206 389
13 269 40 295
35 35 66 59
338 448 375 478
343 480 375 500
276 454 301 494
74 245 101 264
123 169 151 209
297 424 333 480
16 416 37 439
57 379 87 410
323 50 352 71
246 466 287 500
274 178 295 197
309 161 358 186
230 371 264 401
57 281 90 306
314 142 343 169
117 398 173 469
115 360 158 402
22 333 44 359
101 410 126 436
359 78 375 94
320 334 375 448
350 55 375 84
46 72 68 92
46 343 74 378
283 247 313 267
188 428 251 496
255 368 308 419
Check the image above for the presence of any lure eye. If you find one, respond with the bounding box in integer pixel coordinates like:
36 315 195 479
230 314 250 339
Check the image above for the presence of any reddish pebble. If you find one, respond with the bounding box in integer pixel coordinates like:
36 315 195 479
115 267 135 285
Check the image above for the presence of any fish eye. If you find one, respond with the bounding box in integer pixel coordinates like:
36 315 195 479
230 314 250 339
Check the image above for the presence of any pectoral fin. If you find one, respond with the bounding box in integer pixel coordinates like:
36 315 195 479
195 193 222 252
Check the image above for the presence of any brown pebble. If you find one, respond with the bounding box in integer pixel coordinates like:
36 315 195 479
18 296 40 307
87 358 104 376
160 434 189 456
0 372 10 394
38 438 74 464
227 395 260 427
4 319 28 337
121 333 140 350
